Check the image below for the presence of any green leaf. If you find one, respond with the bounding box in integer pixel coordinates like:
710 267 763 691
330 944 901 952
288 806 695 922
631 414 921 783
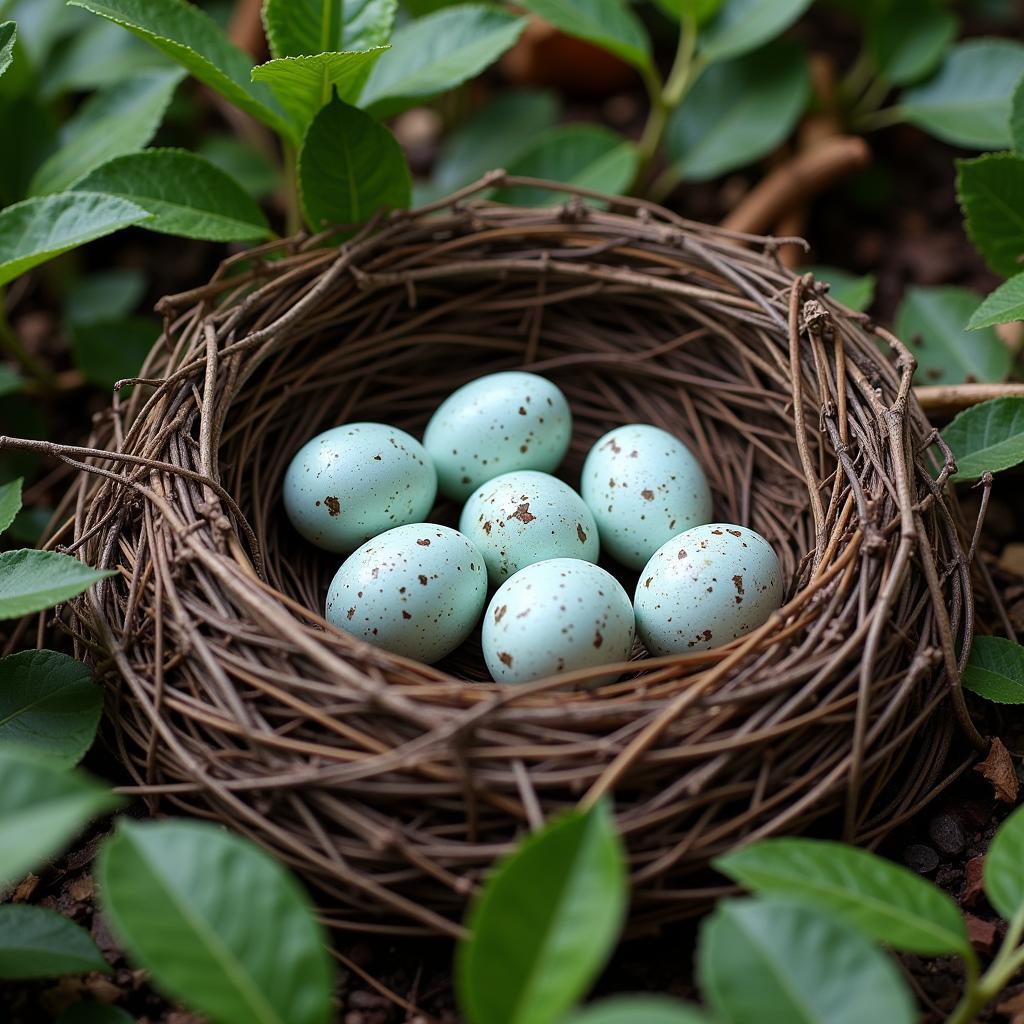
1012 73 1024 153
433 89 561 194
0 21 15 78
0 549 115 619
298 94 410 230
496 124 638 205
359 4 527 118
698 899 916 1024
70 315 160 389
0 650 103 766
957 154 1024 277
262 0 396 57
28 68 184 197
0 86 58 207
0 192 150 288
969 274 1024 330
196 135 280 200
698 0 813 63
66 268 146 327
457 801 628 1024
68 0 294 142
0 365 23 395
0 749 119 886
98 819 334 1024
0 477 22 533
252 49 386 132
513 0 651 71
895 285 1010 386
901 39 1024 150
984 804 1024 920
73 149 271 241
56 1005 136 1024
715 839 970 957
652 0 723 25
665 39 810 182
0 905 108 978
942 396 1024 481
961 636 1024 704
568 997 712 1024
806 266 876 312
867 0 957 86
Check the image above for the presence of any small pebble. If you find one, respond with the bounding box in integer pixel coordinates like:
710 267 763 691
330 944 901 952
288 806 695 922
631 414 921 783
903 843 939 875
928 813 966 856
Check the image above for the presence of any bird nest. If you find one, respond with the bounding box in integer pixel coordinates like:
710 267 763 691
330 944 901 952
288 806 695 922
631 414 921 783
44 176 984 937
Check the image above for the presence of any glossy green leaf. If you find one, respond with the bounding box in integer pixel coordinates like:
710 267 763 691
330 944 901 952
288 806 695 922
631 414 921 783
56 1005 136 1024
0 477 21 533
98 819 334 1024
359 4 527 118
568 997 712 1024
0 549 115 619
0 749 119 886
263 0 396 57
901 39 1024 150
252 49 386 131
73 149 271 241
496 124 638 205
698 0 813 63
665 39 810 182
514 0 651 70
698 899 915 1024
68 0 294 141
0 650 102 766
0 21 15 78
716 839 970 957
433 90 560 194
957 154 1024 277
867 0 957 86
0 86 58 207
805 266 876 312
70 315 160 388
197 135 280 200
28 68 184 196
66 268 146 327
457 802 628 1024
0 192 150 288
298 94 410 230
0 905 108 978
895 285 1009 386
984 804 1024 919
962 636 1024 704
969 274 1024 330
942 396 1024 481
2 0 85 66
1012 74 1024 152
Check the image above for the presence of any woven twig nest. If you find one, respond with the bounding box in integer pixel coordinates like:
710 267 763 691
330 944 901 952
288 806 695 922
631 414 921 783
52 176 982 936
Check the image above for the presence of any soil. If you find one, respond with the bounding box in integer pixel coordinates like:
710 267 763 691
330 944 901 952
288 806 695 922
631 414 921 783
4 5 1024 1021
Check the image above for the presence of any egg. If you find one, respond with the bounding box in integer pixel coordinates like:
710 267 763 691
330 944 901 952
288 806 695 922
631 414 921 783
482 558 635 684
325 524 487 663
423 371 572 501
283 423 437 554
459 470 600 586
580 423 712 570
634 523 783 656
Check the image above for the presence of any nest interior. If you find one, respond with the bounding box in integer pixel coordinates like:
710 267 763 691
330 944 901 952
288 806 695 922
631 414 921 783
43 178 983 937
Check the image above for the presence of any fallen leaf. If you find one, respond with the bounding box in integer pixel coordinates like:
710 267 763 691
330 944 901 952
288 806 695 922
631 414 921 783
996 988 1024 1024
68 875 94 902
966 914 998 953
962 855 986 908
11 873 39 902
1000 544 1024 576
975 737 1019 804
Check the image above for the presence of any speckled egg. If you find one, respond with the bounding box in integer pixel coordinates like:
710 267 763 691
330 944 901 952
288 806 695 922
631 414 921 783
634 523 783 655
581 423 712 570
423 371 572 501
283 423 437 554
459 470 600 586
325 524 487 663
482 558 635 684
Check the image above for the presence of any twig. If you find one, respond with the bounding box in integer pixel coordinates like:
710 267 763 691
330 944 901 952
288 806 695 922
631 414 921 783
914 383 1024 415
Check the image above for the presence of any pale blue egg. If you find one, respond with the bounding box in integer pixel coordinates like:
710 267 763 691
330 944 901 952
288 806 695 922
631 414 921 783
459 470 599 586
634 524 783 655
581 423 712 570
283 423 437 554
325 524 487 663
482 558 635 685
424 371 572 500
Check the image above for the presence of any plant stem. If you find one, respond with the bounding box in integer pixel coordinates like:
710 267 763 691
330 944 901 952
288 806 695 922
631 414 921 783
946 910 1024 1024
853 105 907 134
838 48 875 105
0 288 53 390
283 143 302 236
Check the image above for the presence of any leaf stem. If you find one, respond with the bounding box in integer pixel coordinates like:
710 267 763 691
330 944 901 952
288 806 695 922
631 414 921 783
946 908 1024 1024
0 288 53 390
853 105 906 134
283 142 302 235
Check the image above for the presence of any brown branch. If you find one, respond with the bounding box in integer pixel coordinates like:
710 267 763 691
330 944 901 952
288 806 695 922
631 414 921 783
915 383 1024 415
